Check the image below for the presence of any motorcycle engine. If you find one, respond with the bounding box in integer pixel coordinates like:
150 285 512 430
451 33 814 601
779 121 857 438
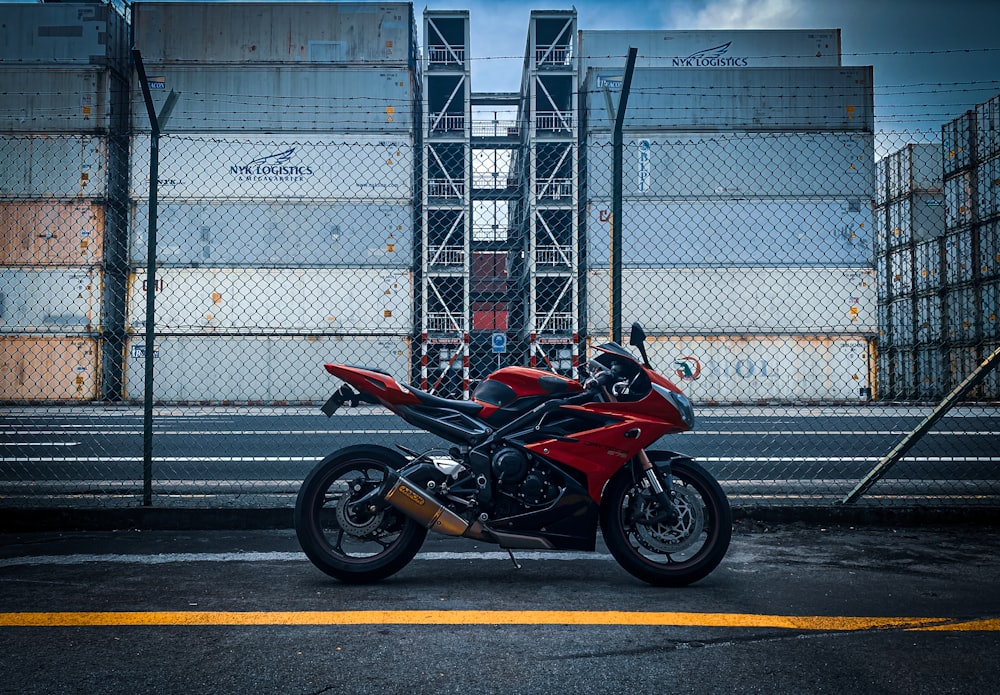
491 446 560 507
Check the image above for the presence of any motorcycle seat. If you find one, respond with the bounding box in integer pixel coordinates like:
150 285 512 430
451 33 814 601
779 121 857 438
401 385 484 416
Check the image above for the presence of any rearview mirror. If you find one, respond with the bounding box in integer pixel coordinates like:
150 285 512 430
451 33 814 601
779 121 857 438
629 322 646 347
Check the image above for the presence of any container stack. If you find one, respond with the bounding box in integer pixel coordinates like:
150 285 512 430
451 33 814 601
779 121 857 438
578 30 877 402
939 96 1000 399
0 3 129 401
127 2 419 402
873 144 946 400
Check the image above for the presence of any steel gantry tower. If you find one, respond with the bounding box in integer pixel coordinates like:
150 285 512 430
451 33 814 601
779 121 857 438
418 9 580 395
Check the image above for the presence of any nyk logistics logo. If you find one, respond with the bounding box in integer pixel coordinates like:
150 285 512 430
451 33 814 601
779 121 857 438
672 42 750 68
230 148 315 182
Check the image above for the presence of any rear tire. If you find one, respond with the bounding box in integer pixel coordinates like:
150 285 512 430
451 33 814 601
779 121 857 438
601 458 731 587
294 445 426 583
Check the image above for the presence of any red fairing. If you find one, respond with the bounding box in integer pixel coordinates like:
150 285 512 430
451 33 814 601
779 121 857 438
324 364 421 408
479 366 583 398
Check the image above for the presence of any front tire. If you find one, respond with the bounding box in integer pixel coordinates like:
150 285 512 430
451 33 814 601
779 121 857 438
294 445 427 583
601 458 731 587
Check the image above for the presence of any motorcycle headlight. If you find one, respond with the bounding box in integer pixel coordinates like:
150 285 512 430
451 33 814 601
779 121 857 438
652 384 695 428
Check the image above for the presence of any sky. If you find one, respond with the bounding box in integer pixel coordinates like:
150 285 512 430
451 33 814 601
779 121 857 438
423 0 1000 134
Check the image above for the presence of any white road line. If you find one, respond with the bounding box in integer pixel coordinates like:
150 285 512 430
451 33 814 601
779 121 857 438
0 550 609 568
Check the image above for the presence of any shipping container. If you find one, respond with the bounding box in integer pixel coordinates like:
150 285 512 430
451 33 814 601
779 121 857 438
975 94 1000 162
942 111 975 178
943 284 978 344
585 132 874 199
887 246 914 297
577 29 841 70
130 134 413 202
944 171 974 231
983 221 1000 280
976 154 1000 220
586 267 876 335
915 346 942 400
583 66 873 133
914 239 941 294
885 143 943 201
886 348 916 400
0 201 104 266
585 197 873 268
123 334 410 403
133 2 415 66
946 347 983 395
0 268 100 333
915 293 941 346
638 335 870 403
888 297 914 348
983 279 999 339
130 66 415 134
0 336 99 401
982 341 1000 400
0 67 127 134
0 135 109 198
128 267 411 334
130 201 412 268
0 3 127 69
944 231 974 285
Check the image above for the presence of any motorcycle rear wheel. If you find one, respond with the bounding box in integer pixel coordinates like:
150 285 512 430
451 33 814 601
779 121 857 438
294 445 427 583
600 458 731 587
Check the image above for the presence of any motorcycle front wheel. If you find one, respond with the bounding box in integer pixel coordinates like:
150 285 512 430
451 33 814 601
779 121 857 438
294 445 427 583
600 458 731 587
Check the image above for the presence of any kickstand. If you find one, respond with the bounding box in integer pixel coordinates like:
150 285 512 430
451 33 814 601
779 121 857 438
505 548 522 570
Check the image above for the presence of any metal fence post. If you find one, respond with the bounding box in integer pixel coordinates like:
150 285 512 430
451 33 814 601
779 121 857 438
610 48 637 344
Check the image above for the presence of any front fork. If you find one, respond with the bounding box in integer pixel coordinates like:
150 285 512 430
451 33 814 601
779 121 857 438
638 450 681 525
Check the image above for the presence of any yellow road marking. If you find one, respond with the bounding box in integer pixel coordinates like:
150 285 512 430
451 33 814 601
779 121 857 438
0 610 991 631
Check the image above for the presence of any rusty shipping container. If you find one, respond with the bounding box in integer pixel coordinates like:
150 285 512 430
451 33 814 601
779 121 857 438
0 201 104 266
0 135 110 199
0 2 128 69
132 2 415 66
0 68 128 134
0 336 98 401
123 334 410 403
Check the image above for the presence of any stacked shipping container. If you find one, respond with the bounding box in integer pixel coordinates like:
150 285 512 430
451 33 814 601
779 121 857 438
0 3 129 400
578 30 877 402
127 2 418 402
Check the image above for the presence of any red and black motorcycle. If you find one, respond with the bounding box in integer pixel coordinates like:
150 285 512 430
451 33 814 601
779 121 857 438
294 323 731 586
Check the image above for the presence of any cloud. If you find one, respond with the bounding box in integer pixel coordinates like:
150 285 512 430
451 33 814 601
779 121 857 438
666 0 805 29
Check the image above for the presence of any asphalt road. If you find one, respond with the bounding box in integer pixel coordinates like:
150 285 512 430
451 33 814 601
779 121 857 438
2 404 998 506
1 522 998 694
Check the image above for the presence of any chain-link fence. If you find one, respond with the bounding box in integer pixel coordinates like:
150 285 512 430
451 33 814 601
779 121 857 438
1 3 997 514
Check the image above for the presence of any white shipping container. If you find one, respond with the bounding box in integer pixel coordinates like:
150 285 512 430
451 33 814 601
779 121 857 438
944 285 978 344
577 29 841 70
914 239 941 294
0 135 109 198
0 68 125 133
885 143 943 200
942 112 974 178
128 267 411 334
984 280 999 340
887 247 913 297
124 334 410 403
915 294 941 346
888 297 914 348
944 232 974 285
976 155 1000 220
586 197 873 267
129 66 415 134
638 335 871 404
944 172 974 231
130 134 413 202
133 2 414 66
915 347 942 400
975 94 1000 162
587 267 876 335
130 201 413 268
0 268 101 333
586 133 874 199
982 221 1000 280
583 66 873 132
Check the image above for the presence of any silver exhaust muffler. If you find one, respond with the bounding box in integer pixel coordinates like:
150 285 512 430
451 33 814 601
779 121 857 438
382 472 486 539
